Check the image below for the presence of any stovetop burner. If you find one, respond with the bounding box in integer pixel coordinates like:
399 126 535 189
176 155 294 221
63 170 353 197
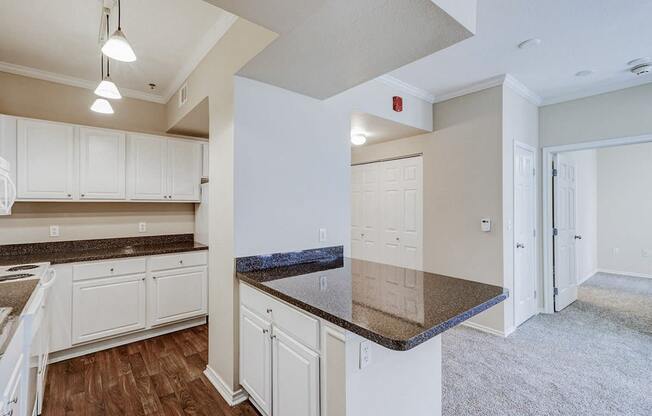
0 273 35 282
6 264 39 272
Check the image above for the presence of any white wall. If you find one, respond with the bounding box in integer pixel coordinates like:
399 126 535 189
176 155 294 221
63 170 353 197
597 142 652 277
234 77 433 258
569 149 598 283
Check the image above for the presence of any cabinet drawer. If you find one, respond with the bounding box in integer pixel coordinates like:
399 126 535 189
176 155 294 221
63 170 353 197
150 251 207 271
73 258 146 281
240 283 320 351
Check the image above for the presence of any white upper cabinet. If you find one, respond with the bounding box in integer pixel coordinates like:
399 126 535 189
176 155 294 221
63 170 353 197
17 119 76 200
168 139 201 201
128 134 169 200
128 134 201 202
79 127 126 200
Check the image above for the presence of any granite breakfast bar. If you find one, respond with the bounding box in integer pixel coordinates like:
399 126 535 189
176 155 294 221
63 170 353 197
236 247 508 416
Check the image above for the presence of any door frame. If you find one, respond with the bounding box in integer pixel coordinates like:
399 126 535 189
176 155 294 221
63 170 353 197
541 133 652 313
513 141 538 326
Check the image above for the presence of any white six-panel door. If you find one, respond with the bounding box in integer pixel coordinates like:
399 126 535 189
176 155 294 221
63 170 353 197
514 143 538 326
351 156 423 270
554 153 578 311
79 127 126 200
17 119 75 199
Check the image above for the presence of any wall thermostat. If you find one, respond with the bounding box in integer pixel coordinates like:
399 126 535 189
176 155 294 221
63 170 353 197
481 218 491 232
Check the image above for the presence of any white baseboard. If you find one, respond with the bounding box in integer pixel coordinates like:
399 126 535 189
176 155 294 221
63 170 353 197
597 269 652 279
461 321 509 337
49 316 207 364
578 269 599 284
204 365 249 406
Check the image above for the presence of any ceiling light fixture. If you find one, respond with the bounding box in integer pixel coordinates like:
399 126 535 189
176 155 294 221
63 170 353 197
90 98 114 114
518 38 542 49
351 134 367 146
627 57 651 67
101 0 137 62
575 70 594 77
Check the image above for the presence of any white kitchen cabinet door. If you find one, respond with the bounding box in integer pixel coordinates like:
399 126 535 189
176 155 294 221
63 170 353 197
72 274 147 344
167 139 201 201
128 134 168 200
149 266 207 326
17 119 75 199
240 306 272 416
273 327 320 416
79 127 126 200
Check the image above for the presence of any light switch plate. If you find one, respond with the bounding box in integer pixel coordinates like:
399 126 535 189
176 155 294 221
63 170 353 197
319 228 327 242
481 218 491 232
139 222 147 233
49 225 60 237
359 341 371 369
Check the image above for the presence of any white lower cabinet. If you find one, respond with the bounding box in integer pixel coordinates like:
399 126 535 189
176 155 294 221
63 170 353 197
72 274 147 344
240 283 322 416
150 266 207 326
240 306 272 415
273 327 320 416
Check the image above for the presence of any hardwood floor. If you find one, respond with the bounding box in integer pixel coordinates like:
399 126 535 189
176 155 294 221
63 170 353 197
43 325 260 416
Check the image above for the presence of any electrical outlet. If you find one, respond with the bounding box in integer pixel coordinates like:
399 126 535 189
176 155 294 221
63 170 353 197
612 247 620 256
319 275 328 291
49 225 60 238
642 249 651 258
319 228 327 242
359 341 371 369
139 222 147 233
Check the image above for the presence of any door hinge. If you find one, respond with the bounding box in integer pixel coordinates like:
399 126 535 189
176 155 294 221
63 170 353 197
552 168 558 177
553 287 559 296
533 229 536 238
553 228 559 236
533 167 536 177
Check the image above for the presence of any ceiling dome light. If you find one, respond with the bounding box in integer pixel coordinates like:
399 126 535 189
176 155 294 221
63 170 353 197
518 38 542 49
95 77 122 99
102 0 137 62
631 64 652 76
351 134 367 146
575 70 594 77
90 98 114 114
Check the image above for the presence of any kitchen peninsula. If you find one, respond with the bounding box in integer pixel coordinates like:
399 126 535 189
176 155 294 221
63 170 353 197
236 247 508 416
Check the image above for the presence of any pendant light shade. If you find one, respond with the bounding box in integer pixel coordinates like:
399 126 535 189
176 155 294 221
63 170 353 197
102 29 136 62
95 77 122 99
102 0 136 62
90 98 114 114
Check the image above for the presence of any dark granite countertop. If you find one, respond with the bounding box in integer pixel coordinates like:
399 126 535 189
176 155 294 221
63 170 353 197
0 279 39 357
238 257 508 351
0 234 207 266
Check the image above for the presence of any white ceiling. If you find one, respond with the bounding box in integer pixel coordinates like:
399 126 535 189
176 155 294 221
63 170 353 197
387 0 652 105
0 0 234 103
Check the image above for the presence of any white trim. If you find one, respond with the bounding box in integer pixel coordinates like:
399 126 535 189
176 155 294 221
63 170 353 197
461 321 511 337
578 269 598 284
433 74 506 103
162 13 237 102
204 365 249 406
596 269 652 280
376 75 436 103
541 78 652 106
48 316 206 363
0 61 167 104
504 75 543 106
542 133 652 314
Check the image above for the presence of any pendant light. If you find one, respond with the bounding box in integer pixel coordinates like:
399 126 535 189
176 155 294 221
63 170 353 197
95 16 122 99
101 0 137 62
90 98 114 114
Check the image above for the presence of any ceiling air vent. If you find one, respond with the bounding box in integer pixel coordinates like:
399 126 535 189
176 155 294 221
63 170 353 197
178 83 188 107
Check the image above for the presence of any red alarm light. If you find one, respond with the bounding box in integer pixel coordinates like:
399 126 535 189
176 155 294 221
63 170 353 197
393 96 403 112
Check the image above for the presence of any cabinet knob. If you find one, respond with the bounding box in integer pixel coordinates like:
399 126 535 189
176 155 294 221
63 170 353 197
81 194 85 197
262 329 269 334
110 268 114 272
396 237 400 241
271 335 277 340
266 308 272 314
179 260 183 264
67 194 72 198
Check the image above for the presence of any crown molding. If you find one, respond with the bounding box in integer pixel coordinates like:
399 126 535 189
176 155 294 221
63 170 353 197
161 13 237 103
503 74 543 106
540 77 652 106
376 75 436 103
433 74 506 103
0 61 167 104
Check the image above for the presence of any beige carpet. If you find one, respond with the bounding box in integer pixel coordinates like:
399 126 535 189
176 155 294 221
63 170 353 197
442 273 652 416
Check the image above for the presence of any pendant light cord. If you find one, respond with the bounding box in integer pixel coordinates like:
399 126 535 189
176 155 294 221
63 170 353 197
118 0 121 30
106 13 110 77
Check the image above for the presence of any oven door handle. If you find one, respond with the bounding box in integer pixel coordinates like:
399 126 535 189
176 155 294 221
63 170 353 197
40 269 57 290
0 174 16 214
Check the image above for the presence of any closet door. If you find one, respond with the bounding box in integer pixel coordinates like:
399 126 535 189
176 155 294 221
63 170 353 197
79 127 126 200
360 163 381 262
351 165 364 259
17 119 75 199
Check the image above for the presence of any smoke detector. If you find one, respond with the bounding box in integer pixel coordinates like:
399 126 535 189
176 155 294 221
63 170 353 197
631 64 652 76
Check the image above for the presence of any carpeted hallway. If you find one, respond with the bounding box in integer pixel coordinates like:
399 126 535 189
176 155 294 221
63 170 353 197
442 273 652 416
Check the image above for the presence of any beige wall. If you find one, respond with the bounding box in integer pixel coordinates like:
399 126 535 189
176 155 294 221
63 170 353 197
540 83 652 147
0 71 167 135
0 202 195 245
352 86 507 332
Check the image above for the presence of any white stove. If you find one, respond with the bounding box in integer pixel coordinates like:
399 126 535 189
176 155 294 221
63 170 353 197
0 262 49 283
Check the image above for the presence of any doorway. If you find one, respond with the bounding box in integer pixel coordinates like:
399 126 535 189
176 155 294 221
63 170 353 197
542 134 652 313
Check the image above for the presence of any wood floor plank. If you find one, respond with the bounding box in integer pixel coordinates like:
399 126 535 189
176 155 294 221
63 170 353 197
43 325 260 416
